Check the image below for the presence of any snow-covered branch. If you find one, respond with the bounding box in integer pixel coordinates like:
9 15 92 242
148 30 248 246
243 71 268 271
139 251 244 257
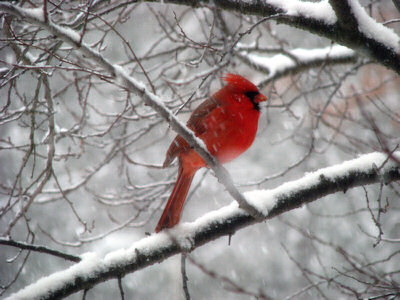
7 152 400 299
145 0 400 74
237 45 357 86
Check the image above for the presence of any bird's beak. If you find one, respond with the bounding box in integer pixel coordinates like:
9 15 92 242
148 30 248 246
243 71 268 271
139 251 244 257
255 93 268 103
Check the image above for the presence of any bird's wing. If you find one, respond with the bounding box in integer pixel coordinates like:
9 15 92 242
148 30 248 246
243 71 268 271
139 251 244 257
163 97 220 167
186 96 219 135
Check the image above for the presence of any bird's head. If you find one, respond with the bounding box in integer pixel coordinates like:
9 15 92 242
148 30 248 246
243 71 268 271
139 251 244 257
222 73 267 109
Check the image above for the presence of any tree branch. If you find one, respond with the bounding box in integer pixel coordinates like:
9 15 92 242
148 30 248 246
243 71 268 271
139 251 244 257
6 152 400 300
144 0 400 75
329 0 358 30
236 45 357 86
0 238 81 262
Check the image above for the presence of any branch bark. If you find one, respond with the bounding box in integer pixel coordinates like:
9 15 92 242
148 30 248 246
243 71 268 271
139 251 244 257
7 152 400 300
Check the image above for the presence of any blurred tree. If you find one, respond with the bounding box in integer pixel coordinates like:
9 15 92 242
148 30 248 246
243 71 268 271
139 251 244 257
0 0 400 299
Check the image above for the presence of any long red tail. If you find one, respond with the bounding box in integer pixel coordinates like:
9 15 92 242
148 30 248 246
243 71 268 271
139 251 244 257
155 166 196 232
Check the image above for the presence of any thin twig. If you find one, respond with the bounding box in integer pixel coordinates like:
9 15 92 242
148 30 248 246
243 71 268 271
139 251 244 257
181 253 191 300
0 238 81 262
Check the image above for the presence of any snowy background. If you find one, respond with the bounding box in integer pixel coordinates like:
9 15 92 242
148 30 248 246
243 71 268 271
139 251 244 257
1 0 400 299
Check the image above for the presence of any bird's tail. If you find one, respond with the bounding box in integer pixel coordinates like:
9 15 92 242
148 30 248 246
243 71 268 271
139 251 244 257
155 166 195 232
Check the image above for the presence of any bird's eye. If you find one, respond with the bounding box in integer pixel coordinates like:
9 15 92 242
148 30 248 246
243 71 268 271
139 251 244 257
244 91 259 102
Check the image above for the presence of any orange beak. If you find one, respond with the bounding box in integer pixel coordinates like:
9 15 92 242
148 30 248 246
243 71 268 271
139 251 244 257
255 93 268 103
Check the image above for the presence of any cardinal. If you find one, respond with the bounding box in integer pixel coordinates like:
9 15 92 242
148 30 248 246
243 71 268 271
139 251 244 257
155 74 267 232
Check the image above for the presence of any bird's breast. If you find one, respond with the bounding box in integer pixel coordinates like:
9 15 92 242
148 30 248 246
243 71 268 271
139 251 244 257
200 106 260 164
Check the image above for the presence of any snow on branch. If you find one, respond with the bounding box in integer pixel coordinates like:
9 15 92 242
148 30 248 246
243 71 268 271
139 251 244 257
7 152 400 299
237 45 356 85
263 0 337 24
330 0 399 51
143 0 400 74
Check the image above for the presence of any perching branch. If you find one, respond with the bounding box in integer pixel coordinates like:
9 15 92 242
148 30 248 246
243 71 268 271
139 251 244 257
6 152 400 300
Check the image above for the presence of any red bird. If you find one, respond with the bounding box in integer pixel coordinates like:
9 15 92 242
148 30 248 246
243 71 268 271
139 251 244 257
155 74 267 232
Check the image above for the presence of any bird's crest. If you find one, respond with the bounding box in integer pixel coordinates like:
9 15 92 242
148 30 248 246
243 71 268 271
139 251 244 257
222 73 259 92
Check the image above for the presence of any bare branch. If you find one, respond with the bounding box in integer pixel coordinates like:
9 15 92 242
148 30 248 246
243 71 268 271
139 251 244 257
0 238 81 262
